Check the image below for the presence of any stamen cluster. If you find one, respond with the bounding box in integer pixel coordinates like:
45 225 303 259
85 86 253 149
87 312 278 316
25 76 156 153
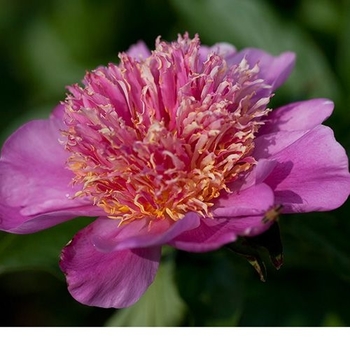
62 34 272 222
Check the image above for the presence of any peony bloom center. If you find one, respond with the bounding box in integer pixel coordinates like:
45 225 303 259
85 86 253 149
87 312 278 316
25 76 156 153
61 34 272 223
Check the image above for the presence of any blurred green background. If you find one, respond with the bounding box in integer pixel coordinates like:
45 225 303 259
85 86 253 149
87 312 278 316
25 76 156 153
1 0 350 326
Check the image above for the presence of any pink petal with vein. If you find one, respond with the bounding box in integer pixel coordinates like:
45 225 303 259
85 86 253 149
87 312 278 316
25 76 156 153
60 223 160 308
263 125 350 212
259 99 334 135
0 110 102 234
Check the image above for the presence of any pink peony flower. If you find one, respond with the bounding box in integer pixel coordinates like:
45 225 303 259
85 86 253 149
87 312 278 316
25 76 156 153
0 33 349 308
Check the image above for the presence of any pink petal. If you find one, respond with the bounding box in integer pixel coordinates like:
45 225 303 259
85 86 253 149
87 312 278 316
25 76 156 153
213 183 275 217
50 103 66 123
228 48 295 90
169 183 275 252
169 215 272 253
126 41 151 60
254 100 335 159
263 125 350 213
259 99 334 135
0 112 102 234
229 158 278 192
90 212 201 252
60 224 161 308
254 129 309 159
199 42 237 63
0 204 102 235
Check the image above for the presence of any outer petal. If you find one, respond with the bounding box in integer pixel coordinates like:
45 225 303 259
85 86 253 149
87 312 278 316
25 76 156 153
230 158 278 192
88 212 201 252
126 41 151 60
228 48 295 90
263 125 350 212
213 183 275 217
254 129 309 159
60 225 161 308
169 183 275 252
259 99 334 135
169 216 272 253
0 109 102 234
199 42 237 63
50 103 66 122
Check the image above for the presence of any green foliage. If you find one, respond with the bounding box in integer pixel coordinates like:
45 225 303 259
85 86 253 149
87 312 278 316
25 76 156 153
0 218 93 277
175 250 244 326
0 0 349 326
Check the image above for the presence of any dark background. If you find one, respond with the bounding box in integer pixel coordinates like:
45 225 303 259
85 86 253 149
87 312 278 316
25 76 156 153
0 0 350 326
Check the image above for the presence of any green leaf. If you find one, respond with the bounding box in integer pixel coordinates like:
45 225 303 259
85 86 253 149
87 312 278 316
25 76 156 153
226 238 268 282
225 222 284 282
322 313 345 327
281 211 350 280
170 0 340 101
0 217 94 278
105 254 186 326
175 250 244 326
337 2 350 91
298 0 341 34
20 17 85 98
249 222 284 270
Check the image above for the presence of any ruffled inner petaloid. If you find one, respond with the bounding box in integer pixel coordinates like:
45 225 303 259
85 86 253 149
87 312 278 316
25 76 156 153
62 34 272 223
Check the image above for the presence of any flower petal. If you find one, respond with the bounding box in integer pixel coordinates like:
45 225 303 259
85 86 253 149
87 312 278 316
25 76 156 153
213 183 275 217
259 99 334 135
170 183 275 252
126 41 151 60
263 125 350 212
254 100 335 159
229 158 278 192
90 212 201 252
169 216 271 253
0 112 102 234
254 129 309 159
60 225 161 308
199 42 237 63
50 103 66 123
228 48 295 90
